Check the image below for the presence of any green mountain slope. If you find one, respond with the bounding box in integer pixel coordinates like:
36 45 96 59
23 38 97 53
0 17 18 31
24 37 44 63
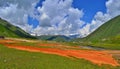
37 35 70 42
84 15 120 41
0 18 36 39
74 15 120 49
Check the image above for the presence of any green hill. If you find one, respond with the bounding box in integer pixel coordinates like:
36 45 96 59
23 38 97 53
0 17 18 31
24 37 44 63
37 35 70 42
84 15 120 42
74 15 120 49
0 18 36 39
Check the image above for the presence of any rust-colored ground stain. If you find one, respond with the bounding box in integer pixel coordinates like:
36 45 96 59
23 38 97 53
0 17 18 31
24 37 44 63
0 39 119 66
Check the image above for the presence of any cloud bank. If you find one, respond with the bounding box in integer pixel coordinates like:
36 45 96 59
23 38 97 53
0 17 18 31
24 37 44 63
0 0 120 37
33 0 85 36
0 0 39 32
90 0 120 32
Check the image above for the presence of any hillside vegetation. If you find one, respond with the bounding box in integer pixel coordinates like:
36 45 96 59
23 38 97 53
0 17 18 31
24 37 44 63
37 35 70 42
73 15 120 49
0 18 36 39
84 15 120 42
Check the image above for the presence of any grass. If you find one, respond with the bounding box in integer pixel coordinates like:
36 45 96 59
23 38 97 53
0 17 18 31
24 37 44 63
84 15 120 41
68 41 120 50
88 43 120 50
1 44 120 69
79 36 120 50
5 40 82 50
0 18 36 39
72 15 120 50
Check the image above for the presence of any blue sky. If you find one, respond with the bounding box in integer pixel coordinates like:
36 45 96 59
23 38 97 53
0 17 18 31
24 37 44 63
72 0 107 23
0 0 120 36
28 0 107 28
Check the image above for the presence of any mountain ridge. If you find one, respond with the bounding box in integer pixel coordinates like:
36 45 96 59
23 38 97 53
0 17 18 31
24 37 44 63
73 15 120 49
36 35 70 42
0 18 36 39
84 15 120 41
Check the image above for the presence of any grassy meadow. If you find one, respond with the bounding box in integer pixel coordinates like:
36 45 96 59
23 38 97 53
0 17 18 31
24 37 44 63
1 43 120 69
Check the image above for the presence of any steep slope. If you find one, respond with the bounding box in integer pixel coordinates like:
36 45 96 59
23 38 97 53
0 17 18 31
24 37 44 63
0 18 36 39
73 15 120 49
84 15 120 42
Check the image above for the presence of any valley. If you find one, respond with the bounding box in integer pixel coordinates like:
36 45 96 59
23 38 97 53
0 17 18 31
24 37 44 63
0 15 120 69
0 38 120 69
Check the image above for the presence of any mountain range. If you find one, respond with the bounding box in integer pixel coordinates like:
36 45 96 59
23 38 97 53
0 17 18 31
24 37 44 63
0 15 120 49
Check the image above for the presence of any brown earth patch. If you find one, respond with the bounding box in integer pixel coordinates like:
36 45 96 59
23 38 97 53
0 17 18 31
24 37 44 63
0 39 119 66
6 45 119 66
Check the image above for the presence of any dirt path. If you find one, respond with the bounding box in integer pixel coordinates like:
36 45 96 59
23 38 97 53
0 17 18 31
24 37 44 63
0 39 119 66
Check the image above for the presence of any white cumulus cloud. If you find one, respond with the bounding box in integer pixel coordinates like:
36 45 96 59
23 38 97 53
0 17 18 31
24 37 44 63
89 0 120 33
0 0 39 32
0 0 120 37
33 0 85 36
